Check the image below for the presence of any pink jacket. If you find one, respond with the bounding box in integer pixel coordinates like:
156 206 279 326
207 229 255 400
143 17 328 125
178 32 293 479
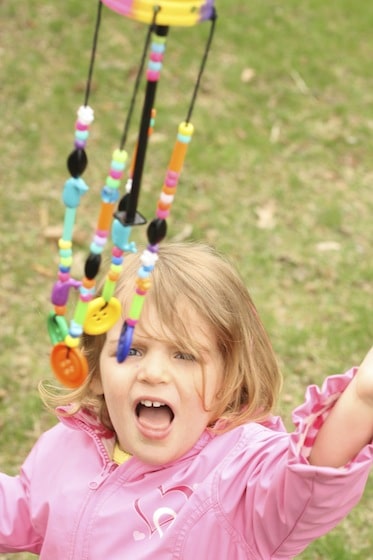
1 368 372 559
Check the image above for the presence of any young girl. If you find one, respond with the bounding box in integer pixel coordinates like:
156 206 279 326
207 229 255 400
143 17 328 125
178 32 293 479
1 242 372 559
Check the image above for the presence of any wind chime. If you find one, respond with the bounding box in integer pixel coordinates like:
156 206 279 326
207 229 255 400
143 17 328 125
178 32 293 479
47 0 217 388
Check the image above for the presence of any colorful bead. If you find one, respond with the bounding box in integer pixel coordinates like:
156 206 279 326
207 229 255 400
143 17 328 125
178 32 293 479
129 293 146 320
77 105 94 126
65 334 80 348
67 148 88 177
146 34 167 82
53 305 66 316
62 177 89 208
69 320 84 338
74 106 94 150
73 299 89 325
84 253 101 279
102 280 116 302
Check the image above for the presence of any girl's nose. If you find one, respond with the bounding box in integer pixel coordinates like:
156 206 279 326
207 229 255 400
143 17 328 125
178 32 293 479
136 352 171 385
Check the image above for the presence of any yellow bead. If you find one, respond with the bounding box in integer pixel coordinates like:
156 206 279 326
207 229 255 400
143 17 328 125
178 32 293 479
58 238 72 250
65 334 80 348
110 263 123 274
179 121 194 137
113 148 128 163
60 256 73 267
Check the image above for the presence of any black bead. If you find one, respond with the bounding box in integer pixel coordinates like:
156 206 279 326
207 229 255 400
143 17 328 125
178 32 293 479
67 148 88 177
84 253 101 280
147 218 167 245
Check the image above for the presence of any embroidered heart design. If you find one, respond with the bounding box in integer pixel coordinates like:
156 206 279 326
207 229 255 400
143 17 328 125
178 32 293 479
133 530 146 541
134 484 193 538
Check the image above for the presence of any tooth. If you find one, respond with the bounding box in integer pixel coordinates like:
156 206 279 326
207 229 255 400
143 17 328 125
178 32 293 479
152 402 163 407
141 400 153 407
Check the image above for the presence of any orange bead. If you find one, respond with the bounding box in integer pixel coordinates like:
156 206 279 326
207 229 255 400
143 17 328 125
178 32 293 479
162 185 177 195
136 277 152 291
169 141 188 172
97 202 115 231
82 277 95 289
157 200 172 211
54 305 66 316
108 270 120 282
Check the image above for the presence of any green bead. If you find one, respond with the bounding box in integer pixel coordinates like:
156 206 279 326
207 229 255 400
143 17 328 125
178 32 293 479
102 279 116 302
129 293 145 320
73 299 88 325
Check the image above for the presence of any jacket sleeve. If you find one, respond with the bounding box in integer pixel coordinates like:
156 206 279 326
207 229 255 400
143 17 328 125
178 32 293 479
216 368 373 559
0 448 42 553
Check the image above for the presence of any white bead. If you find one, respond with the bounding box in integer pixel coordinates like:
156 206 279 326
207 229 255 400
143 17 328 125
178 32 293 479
160 192 174 204
77 105 94 125
140 250 158 267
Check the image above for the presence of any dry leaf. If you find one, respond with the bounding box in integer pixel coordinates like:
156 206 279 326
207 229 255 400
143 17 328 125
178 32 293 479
32 264 55 278
240 67 256 83
44 225 63 240
316 241 341 252
255 201 276 229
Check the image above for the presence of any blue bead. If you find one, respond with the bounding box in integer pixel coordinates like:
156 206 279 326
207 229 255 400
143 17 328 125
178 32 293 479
111 256 123 266
90 242 104 254
116 322 134 363
62 177 89 208
101 185 119 204
69 320 83 337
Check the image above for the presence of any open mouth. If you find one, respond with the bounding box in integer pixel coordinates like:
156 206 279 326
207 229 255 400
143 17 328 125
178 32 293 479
135 400 175 431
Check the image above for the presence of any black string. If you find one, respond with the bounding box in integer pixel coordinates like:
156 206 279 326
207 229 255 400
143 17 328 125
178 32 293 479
119 6 161 149
84 0 103 106
185 7 218 124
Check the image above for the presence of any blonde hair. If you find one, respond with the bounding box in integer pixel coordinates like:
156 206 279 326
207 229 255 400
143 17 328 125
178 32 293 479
40 242 282 432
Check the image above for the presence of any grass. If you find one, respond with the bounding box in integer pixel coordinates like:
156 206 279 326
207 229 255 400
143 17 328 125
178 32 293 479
0 0 372 558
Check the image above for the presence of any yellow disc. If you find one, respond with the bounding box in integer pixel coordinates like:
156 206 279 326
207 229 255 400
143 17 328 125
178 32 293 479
101 0 214 26
84 296 122 335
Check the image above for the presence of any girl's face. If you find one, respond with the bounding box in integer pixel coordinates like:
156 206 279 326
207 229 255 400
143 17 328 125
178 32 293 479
99 301 224 465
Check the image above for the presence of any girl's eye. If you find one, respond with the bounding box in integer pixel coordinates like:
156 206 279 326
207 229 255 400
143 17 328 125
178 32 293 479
174 351 196 361
128 347 142 357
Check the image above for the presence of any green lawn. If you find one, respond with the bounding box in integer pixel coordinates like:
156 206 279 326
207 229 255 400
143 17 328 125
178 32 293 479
0 1 372 558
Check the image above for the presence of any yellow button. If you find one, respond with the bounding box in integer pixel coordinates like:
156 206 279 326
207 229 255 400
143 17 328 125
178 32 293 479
84 296 121 335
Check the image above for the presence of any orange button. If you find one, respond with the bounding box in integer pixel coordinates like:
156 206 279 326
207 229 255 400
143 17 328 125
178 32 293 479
51 343 88 388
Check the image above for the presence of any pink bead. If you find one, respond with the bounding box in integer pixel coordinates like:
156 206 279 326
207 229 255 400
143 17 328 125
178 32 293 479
165 173 179 187
80 294 93 303
76 121 89 131
110 169 122 180
150 52 163 62
94 234 107 246
156 208 170 219
96 229 108 237
167 170 179 179
135 288 147 296
112 246 123 257
147 70 160 82
58 271 70 282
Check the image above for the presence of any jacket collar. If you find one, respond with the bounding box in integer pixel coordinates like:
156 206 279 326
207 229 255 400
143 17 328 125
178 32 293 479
56 406 216 472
